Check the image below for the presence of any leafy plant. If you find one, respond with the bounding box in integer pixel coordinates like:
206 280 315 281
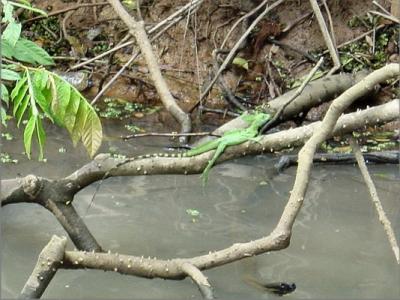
10 68 103 159
1 0 103 159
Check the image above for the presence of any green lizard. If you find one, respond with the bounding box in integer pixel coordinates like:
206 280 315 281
184 112 271 184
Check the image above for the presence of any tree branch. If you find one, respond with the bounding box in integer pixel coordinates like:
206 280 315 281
349 137 400 264
20 236 67 299
275 63 399 233
107 0 192 143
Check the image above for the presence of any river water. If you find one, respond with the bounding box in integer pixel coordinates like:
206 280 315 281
1 119 399 299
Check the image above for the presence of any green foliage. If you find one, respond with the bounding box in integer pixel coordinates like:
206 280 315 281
2 38 54 66
10 69 103 159
96 98 157 119
1 1 53 65
233 57 249 70
0 152 18 164
1 69 21 81
1 0 103 159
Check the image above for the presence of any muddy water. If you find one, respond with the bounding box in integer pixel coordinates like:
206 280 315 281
1 120 399 299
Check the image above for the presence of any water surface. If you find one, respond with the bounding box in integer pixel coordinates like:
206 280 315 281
1 120 399 299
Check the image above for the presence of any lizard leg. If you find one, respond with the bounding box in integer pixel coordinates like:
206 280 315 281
201 142 227 185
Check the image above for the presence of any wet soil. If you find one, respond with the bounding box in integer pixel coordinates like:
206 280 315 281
24 0 399 131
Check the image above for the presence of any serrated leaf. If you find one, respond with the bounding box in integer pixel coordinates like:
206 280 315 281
1 39 14 59
13 39 54 65
36 117 46 160
64 89 81 133
12 84 29 116
70 100 88 146
2 21 22 47
233 57 249 70
1 84 10 106
15 93 30 126
1 69 21 81
24 114 36 159
81 106 102 157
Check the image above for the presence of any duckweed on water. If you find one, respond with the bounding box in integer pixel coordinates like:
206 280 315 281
96 98 158 120
1 133 13 141
0 153 18 164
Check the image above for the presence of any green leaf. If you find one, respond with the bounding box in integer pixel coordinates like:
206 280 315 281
11 73 27 99
1 39 14 59
51 77 71 123
12 84 29 116
233 57 249 70
64 89 81 133
23 114 36 159
36 69 49 89
32 71 52 119
36 117 46 160
25 70 39 116
1 69 21 81
2 21 22 47
2 1 14 22
15 93 30 126
13 39 54 65
81 106 102 158
1 84 10 106
70 100 88 146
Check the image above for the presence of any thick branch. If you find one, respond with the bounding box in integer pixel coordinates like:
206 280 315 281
2 177 102 252
197 70 369 144
63 99 399 191
274 151 400 172
276 63 399 233
20 236 67 299
44 200 102 252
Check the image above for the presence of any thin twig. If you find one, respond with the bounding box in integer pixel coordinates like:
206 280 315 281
90 6 200 104
267 38 318 63
372 0 392 16
369 10 400 24
200 107 240 118
70 0 202 70
91 52 139 105
326 24 386 53
349 137 400 264
321 0 337 49
220 0 270 49
309 0 340 74
260 57 324 133
22 2 109 24
190 0 285 112
122 131 221 140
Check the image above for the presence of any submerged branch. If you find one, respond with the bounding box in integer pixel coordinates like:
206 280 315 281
349 138 400 264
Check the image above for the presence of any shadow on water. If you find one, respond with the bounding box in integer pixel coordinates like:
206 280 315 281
1 120 399 299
